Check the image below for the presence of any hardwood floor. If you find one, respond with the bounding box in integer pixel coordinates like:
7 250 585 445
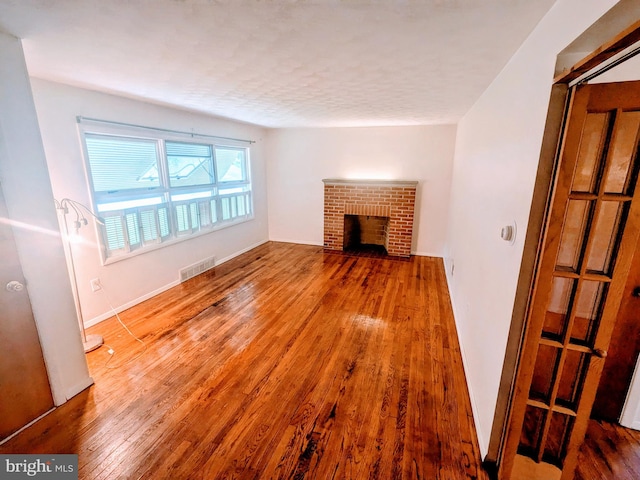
0 242 486 479
576 419 640 480
513 420 640 480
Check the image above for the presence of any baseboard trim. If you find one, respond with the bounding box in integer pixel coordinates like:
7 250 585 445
84 240 270 329
268 237 323 247
65 376 95 402
444 260 488 458
267 240 444 258
411 250 444 258
0 407 56 446
214 239 270 265
84 280 180 328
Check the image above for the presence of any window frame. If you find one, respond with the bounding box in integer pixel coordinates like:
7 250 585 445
78 122 253 265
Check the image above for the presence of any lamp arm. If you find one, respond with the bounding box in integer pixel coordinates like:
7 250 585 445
55 197 104 353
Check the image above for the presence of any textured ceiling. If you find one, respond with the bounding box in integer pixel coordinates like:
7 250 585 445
0 0 558 128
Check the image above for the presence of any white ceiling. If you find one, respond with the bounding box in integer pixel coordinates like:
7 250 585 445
0 0 558 128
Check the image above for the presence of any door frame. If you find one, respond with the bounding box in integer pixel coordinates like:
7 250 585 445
489 17 640 479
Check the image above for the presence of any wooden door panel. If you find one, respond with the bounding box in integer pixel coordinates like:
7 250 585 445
0 183 54 440
592 238 640 421
501 80 640 480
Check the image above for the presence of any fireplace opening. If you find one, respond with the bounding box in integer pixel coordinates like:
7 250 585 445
343 215 390 255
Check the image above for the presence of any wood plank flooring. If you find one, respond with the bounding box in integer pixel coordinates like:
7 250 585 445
576 419 640 480
513 419 640 480
1 242 485 479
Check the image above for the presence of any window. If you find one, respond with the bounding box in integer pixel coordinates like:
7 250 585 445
81 128 252 262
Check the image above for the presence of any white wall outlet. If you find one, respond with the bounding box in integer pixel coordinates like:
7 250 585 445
90 278 101 292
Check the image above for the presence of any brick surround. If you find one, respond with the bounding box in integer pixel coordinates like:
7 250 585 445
322 179 418 257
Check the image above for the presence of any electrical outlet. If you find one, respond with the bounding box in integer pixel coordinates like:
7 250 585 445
90 278 102 292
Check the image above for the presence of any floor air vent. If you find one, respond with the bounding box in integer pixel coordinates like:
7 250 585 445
179 256 215 282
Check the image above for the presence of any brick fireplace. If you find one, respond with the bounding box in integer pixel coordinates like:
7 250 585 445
322 179 418 257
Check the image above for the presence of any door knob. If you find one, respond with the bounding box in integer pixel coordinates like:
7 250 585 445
633 287 640 297
592 348 608 358
6 280 24 292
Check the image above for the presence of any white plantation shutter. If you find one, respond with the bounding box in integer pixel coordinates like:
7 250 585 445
238 196 246 216
103 215 126 252
190 202 199 229
175 204 190 233
158 207 170 238
140 208 159 243
210 199 218 223
198 201 211 228
221 197 230 220
125 212 141 247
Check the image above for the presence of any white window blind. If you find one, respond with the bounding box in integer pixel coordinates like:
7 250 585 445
85 135 160 192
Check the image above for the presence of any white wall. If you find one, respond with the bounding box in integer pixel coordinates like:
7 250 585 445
621 358 640 430
444 0 620 457
30 79 269 326
266 125 457 256
0 34 91 405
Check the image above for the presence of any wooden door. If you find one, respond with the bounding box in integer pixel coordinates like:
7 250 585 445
500 80 640 479
592 236 640 422
0 182 54 441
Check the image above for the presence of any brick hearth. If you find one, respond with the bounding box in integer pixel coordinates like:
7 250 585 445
322 179 418 257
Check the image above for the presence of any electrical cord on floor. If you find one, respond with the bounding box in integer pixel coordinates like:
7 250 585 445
97 283 148 369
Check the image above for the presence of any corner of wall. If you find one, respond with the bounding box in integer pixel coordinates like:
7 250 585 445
0 33 91 407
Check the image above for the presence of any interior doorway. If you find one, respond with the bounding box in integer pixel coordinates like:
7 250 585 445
511 79 640 480
494 14 640 480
